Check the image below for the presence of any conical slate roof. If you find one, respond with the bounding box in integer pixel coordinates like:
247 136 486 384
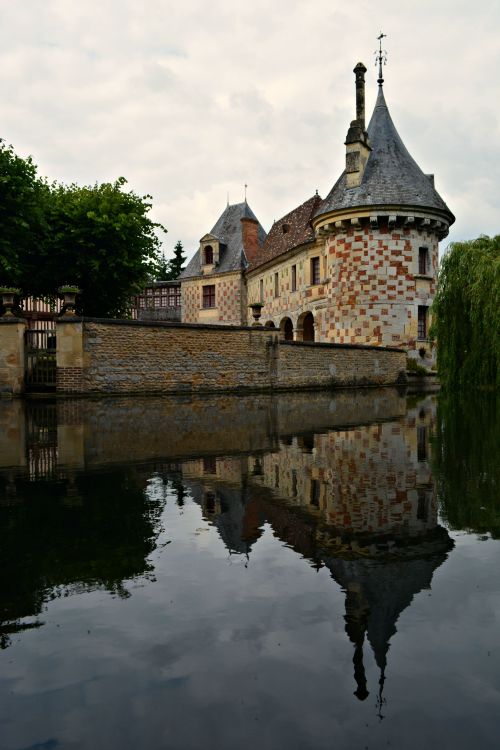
315 86 455 224
180 201 267 279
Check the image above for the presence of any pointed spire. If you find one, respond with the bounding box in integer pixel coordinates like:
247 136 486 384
375 32 387 86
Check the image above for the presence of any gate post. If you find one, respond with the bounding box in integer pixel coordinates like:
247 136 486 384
56 318 85 393
0 317 27 396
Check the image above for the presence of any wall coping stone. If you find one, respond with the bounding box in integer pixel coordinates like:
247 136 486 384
0 317 26 325
280 339 406 354
58 317 276 333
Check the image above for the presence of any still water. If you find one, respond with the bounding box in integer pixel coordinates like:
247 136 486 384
0 389 498 750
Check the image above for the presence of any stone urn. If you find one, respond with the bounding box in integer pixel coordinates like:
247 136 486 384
58 286 81 316
0 287 20 317
249 302 264 326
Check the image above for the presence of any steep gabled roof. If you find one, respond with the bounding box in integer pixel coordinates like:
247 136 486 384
248 193 322 272
180 202 267 279
315 86 455 224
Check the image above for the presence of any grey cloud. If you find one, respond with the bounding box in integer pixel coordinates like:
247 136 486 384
0 0 499 260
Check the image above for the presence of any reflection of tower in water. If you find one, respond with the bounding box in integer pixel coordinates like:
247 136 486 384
181 398 454 710
326 534 452 706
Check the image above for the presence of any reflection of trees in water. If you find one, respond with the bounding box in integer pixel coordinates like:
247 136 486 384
433 393 500 537
0 468 165 649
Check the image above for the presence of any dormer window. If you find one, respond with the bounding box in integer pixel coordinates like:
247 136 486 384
204 245 214 265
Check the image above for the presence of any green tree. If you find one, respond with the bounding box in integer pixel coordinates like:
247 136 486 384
1 141 167 317
0 140 44 286
169 240 186 279
33 178 166 317
155 251 171 281
431 236 500 389
154 240 186 281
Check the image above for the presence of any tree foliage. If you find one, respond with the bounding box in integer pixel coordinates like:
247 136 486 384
155 240 186 281
431 236 500 389
0 140 44 286
0 142 167 317
432 392 500 538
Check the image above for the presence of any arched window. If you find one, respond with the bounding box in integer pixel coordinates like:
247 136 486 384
204 245 214 265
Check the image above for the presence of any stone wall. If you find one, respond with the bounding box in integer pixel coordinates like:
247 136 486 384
277 340 406 389
53 318 406 395
65 320 278 394
0 320 26 396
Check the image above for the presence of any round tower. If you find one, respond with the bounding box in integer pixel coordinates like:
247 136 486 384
313 61 454 362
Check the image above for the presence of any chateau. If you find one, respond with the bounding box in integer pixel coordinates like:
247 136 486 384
180 59 454 360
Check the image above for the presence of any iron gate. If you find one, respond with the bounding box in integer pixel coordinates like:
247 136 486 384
25 329 57 390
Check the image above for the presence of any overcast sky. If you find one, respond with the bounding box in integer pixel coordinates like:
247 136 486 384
1 0 499 261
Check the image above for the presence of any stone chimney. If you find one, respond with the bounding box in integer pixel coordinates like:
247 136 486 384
241 217 260 264
345 62 371 188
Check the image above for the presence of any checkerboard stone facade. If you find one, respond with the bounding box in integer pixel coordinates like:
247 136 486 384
181 271 246 326
247 219 438 354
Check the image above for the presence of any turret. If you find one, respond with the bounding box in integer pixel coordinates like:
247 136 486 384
313 45 455 360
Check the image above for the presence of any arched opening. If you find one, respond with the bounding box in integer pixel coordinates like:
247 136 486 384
280 317 294 341
297 311 315 342
303 312 315 341
204 245 213 265
264 320 276 328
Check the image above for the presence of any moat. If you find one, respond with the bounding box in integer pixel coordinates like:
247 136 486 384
0 389 498 750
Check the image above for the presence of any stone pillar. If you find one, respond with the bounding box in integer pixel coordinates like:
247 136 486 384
0 398 26 467
56 318 85 393
0 318 26 396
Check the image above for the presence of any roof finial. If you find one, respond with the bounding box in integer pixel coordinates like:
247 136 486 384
375 32 387 86
227 191 229 207
244 183 248 203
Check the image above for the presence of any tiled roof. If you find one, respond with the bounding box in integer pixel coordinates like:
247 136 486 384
180 202 267 279
315 86 455 224
248 194 322 272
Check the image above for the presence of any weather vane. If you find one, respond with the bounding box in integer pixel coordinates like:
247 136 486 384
375 31 387 86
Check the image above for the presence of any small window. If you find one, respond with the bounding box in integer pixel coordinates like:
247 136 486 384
204 245 214 265
282 223 290 234
417 426 427 461
203 456 217 474
260 278 264 303
310 257 320 285
205 492 216 514
418 247 429 275
291 265 297 292
418 306 428 339
417 488 429 521
274 272 279 298
310 479 320 507
203 284 216 308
